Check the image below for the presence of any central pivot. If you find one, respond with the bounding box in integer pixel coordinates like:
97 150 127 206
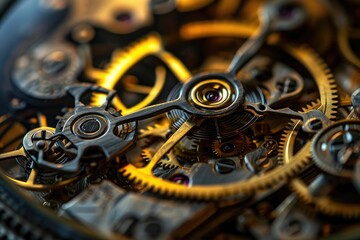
191 79 233 109
180 72 244 117
80 119 101 133
73 114 108 139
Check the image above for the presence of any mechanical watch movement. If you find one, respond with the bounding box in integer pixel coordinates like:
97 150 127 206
0 0 360 239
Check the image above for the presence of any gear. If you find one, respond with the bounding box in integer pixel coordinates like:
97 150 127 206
291 177 360 219
12 42 82 101
311 119 360 179
120 22 339 200
289 120 360 218
0 127 79 190
141 148 180 169
139 120 171 140
138 121 181 168
2 1 360 238
139 110 201 163
279 100 360 219
138 119 171 147
89 34 191 114
277 99 322 167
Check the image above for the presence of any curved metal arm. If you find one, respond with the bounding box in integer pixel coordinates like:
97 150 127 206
114 98 185 125
227 12 272 75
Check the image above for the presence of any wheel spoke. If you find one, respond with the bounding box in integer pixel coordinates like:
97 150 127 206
0 147 26 161
143 117 203 172
26 168 37 184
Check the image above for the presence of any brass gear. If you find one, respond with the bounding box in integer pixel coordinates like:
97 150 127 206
277 99 322 167
139 122 170 140
138 119 171 147
141 148 180 169
291 178 360 219
120 22 339 200
138 120 180 168
88 33 191 114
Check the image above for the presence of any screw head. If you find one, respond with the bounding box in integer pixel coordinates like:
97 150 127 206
215 158 236 174
308 119 323 131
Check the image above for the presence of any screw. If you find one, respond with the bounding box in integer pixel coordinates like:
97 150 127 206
308 119 323 131
36 141 46 150
215 158 236 174
42 200 59 209
139 217 163 239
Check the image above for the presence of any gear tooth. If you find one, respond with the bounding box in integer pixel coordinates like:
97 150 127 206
125 173 136 181
140 149 153 161
140 139 151 147
279 135 288 142
190 139 201 151
135 178 143 185
159 187 167 195
142 181 149 189
330 85 337 91
130 175 139 182
190 144 199 151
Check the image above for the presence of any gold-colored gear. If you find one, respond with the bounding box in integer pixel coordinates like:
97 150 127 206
139 122 170 140
139 120 180 168
291 178 360 219
120 22 339 200
86 33 191 114
138 119 171 147
141 148 180 169
277 100 322 167
140 148 153 162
